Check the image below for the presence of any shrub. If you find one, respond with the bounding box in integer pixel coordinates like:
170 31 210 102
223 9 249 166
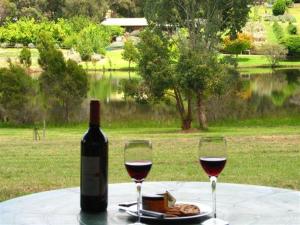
286 0 294 7
0 64 38 124
261 43 288 67
120 78 149 104
75 24 111 61
272 22 285 41
223 33 253 56
19 47 32 68
283 35 300 56
287 23 297 35
272 0 286 16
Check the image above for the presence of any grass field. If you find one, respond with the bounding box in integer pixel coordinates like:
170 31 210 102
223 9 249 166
0 123 299 202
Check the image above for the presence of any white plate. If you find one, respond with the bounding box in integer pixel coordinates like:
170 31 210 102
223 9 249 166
126 202 212 222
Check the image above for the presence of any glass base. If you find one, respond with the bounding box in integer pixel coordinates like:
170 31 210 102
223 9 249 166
202 218 229 225
129 223 144 225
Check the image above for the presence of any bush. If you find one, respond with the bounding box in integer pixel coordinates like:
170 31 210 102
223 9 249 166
0 64 38 124
75 24 111 61
283 35 300 56
272 22 285 41
272 0 286 16
286 0 294 7
120 78 149 104
287 23 297 35
223 33 253 56
19 47 32 68
261 43 288 67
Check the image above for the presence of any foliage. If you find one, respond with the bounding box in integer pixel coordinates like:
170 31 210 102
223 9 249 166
0 17 122 58
0 0 17 23
261 43 288 67
75 24 111 61
272 22 285 41
63 0 108 21
38 35 88 122
19 47 32 68
0 63 38 124
287 22 297 35
272 0 286 16
110 0 145 17
0 18 71 45
283 35 300 56
120 78 148 103
223 33 253 56
122 39 139 76
137 30 174 99
285 0 294 6
143 0 251 129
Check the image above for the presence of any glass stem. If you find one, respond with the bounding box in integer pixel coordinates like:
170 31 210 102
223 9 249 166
136 182 142 223
210 176 217 218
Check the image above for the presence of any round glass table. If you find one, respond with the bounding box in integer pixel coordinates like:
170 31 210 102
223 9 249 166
0 182 299 225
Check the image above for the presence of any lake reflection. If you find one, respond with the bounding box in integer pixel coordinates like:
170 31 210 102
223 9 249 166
245 69 300 107
89 69 300 107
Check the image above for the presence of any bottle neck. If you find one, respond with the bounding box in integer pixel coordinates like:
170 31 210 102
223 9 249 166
89 123 100 128
89 100 100 127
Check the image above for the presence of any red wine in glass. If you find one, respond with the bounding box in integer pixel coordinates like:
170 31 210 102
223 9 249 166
199 157 227 177
125 161 152 182
199 137 228 225
124 140 152 225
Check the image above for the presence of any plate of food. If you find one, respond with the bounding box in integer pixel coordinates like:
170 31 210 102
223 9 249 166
124 192 212 222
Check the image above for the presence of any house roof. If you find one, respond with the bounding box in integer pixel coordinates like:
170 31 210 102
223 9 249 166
101 18 148 27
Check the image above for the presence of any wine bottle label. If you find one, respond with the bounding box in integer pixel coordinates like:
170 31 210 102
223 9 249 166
81 156 101 196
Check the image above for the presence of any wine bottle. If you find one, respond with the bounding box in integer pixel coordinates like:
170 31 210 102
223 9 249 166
80 100 108 212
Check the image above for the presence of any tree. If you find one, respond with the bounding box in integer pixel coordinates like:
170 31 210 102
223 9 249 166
272 0 286 16
137 29 194 130
110 0 145 17
262 43 287 68
141 0 252 129
76 24 111 61
38 34 88 122
0 63 36 124
19 47 32 69
122 39 138 79
0 0 16 23
63 0 108 21
223 33 253 59
43 0 64 19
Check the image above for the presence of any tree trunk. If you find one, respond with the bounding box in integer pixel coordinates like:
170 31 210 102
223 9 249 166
65 102 69 123
182 118 192 130
128 61 131 80
196 92 208 130
174 87 192 130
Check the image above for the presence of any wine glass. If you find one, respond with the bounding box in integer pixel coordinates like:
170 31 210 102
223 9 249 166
124 140 152 225
199 137 228 225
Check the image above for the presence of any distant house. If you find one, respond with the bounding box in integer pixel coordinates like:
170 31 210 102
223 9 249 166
101 18 148 31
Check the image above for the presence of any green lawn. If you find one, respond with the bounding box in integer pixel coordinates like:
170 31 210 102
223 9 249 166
0 123 299 202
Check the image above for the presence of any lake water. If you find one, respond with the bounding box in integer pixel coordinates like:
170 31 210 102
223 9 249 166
89 69 300 105
89 69 300 124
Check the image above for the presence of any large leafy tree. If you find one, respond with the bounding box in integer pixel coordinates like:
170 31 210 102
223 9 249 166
141 0 252 129
38 33 88 122
137 29 194 130
63 0 108 21
0 63 36 123
110 0 145 17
